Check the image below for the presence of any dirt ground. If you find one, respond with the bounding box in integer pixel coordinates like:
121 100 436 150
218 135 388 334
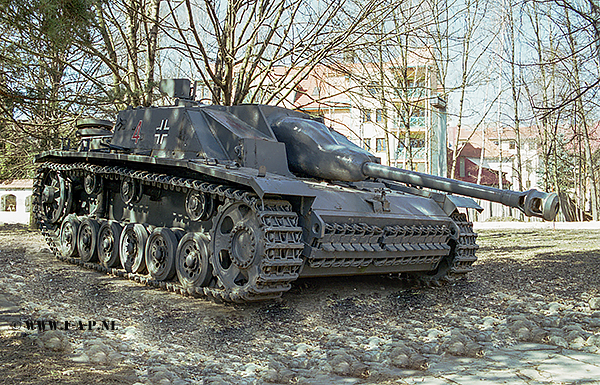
1 224 600 384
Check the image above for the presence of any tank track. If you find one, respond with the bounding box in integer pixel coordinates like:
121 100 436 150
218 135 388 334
417 212 478 286
449 212 479 276
32 161 304 303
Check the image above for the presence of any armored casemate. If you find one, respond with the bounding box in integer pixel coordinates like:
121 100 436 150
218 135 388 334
34 79 559 302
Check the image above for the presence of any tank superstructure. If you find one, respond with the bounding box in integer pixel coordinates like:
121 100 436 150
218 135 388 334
33 79 559 302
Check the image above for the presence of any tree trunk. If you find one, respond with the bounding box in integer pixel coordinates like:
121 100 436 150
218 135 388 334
565 7 598 220
144 0 161 106
126 0 141 106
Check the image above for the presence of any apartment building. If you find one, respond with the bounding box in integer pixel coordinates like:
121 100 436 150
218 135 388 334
273 55 447 176
448 125 543 191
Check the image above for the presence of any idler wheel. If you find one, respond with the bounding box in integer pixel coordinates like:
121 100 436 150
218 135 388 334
185 190 214 221
120 223 148 273
145 227 178 281
40 170 72 224
211 201 264 292
97 221 122 268
60 214 80 257
77 217 100 262
176 233 212 288
83 172 102 195
120 178 142 204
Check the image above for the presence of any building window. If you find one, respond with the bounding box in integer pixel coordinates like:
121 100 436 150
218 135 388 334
362 110 372 122
509 141 516 150
312 87 320 98
459 158 466 178
410 138 425 148
363 138 371 151
376 138 387 152
0 194 17 211
366 83 380 97
25 195 32 213
376 109 383 123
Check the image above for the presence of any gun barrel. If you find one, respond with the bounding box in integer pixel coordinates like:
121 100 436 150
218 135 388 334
362 162 559 221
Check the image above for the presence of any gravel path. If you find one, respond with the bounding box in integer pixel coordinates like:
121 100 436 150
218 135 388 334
1 224 600 384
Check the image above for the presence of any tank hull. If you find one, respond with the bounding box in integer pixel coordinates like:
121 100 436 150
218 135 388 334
34 149 477 301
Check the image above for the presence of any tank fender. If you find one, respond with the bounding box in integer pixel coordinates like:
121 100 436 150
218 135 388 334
445 195 483 215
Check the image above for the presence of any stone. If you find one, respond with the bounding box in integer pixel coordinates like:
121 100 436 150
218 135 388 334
531 328 549 343
71 353 90 363
45 337 63 351
569 337 586 350
548 302 563 313
548 335 568 348
446 341 465 356
589 298 600 310
465 342 484 357
367 336 384 347
586 334 600 347
516 327 531 341
409 353 429 370
90 351 108 365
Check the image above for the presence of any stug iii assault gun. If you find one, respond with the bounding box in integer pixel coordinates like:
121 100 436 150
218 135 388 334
33 79 559 302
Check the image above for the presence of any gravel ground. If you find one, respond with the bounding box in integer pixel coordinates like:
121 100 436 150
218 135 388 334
1 224 600 384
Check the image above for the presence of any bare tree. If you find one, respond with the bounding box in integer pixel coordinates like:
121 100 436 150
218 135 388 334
86 0 163 107
505 3 523 191
563 5 599 219
448 0 498 179
163 0 394 106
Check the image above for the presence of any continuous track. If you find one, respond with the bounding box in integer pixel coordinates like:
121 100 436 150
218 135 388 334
33 162 304 303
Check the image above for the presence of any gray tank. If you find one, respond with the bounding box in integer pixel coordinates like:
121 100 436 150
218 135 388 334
33 79 559 302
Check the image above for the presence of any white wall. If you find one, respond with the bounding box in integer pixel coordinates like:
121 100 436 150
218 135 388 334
0 189 32 225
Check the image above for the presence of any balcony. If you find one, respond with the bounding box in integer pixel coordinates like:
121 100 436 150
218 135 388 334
395 146 427 160
394 88 429 100
410 116 426 128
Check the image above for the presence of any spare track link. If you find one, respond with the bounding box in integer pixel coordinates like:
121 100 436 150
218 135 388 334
33 161 304 303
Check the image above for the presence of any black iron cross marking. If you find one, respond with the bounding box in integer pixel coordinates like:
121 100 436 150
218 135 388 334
154 119 169 144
